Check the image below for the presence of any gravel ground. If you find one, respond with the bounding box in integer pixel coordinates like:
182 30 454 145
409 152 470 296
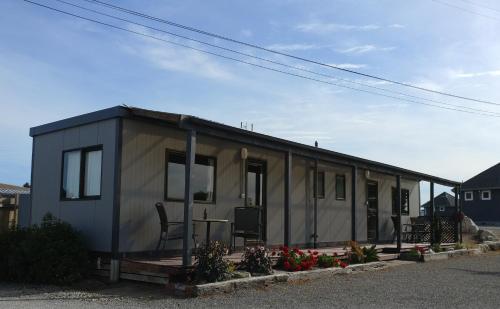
1 252 500 309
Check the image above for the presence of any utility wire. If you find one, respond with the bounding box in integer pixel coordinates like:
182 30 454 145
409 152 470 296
458 0 500 14
20 0 500 117
432 0 500 21
51 0 500 116
83 0 500 106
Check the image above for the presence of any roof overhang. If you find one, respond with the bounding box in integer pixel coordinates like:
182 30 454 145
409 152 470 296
29 106 460 187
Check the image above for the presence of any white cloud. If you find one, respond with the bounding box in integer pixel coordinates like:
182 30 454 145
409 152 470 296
337 45 395 54
449 69 500 78
124 26 233 80
328 63 367 69
266 43 321 51
296 22 380 33
240 29 253 37
388 23 405 28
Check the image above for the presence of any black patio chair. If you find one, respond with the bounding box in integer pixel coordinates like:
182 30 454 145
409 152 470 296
155 202 197 254
230 207 261 252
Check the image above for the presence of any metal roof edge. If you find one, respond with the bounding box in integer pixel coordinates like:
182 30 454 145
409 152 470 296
29 106 131 137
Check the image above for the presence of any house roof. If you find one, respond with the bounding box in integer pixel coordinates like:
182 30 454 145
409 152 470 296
29 105 460 187
421 192 456 208
461 163 500 190
0 183 30 195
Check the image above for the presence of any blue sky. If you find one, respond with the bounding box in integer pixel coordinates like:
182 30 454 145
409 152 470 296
1 0 500 202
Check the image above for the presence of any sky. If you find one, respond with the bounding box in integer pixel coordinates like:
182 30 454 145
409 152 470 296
1 0 500 203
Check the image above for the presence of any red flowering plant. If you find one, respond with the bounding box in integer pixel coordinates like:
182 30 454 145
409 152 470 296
317 253 349 268
274 246 319 271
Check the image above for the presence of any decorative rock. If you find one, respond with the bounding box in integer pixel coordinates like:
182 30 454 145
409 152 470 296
231 271 251 279
477 229 498 242
462 216 479 234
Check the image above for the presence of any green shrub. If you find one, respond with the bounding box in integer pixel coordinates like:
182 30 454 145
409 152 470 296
317 254 334 268
239 246 273 275
454 243 465 250
346 241 379 264
431 243 442 253
0 213 90 285
195 241 230 282
362 245 380 263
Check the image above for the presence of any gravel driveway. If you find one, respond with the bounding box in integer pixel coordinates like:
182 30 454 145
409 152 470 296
1 253 499 309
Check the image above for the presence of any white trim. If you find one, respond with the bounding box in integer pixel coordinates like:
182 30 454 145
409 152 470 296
464 191 473 201
481 190 491 201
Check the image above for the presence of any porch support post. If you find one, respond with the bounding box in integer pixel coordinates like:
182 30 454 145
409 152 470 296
313 159 318 248
396 175 402 252
459 184 463 243
429 182 435 245
284 151 292 247
454 185 459 243
182 129 196 267
351 165 357 241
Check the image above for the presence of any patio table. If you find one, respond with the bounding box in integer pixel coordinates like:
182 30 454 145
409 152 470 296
193 218 229 248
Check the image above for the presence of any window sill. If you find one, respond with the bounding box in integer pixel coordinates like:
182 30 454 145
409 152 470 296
60 196 101 201
165 198 216 205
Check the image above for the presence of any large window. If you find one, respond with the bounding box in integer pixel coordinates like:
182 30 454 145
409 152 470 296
335 175 346 200
61 146 102 200
165 151 216 203
392 188 410 216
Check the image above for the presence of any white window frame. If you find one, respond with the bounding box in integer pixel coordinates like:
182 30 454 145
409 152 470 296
481 190 491 201
464 191 473 201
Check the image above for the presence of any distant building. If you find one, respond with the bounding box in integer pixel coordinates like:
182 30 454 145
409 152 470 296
0 183 30 232
461 163 500 226
420 192 456 217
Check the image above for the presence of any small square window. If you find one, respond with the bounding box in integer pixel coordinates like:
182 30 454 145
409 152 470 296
481 190 491 201
464 191 473 201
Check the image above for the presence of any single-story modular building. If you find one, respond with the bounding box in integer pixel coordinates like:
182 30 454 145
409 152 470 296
28 106 460 271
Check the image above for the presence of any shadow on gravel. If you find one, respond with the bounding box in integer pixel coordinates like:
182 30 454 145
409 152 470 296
446 268 500 277
0 280 171 302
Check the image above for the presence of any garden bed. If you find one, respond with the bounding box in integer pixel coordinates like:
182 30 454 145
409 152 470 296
166 261 388 297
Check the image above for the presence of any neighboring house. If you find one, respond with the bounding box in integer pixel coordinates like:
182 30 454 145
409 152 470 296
0 183 30 232
420 192 456 217
461 163 500 226
27 106 459 265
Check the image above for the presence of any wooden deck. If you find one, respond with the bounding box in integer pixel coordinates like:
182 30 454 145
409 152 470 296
98 242 448 284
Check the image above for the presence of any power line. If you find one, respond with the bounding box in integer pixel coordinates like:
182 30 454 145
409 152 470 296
20 0 500 117
458 0 500 14
83 0 500 106
432 0 500 21
51 0 500 116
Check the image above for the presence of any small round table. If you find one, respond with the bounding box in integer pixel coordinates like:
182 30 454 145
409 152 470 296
193 218 229 247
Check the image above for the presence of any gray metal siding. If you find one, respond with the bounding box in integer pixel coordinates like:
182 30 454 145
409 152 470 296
119 119 285 252
30 119 118 252
119 119 420 252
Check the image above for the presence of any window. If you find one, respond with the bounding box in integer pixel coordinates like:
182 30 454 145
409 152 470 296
464 191 473 201
314 171 325 199
165 151 216 203
61 146 102 200
392 188 410 216
481 190 491 201
335 175 346 200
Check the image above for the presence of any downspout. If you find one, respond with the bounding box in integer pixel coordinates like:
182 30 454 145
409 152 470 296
110 118 123 282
